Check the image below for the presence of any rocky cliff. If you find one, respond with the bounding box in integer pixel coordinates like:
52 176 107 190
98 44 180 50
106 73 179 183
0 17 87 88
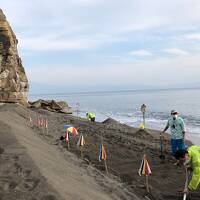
0 9 28 105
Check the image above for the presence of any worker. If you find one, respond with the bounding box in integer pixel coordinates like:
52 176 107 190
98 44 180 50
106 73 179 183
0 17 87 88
86 112 95 122
175 146 200 192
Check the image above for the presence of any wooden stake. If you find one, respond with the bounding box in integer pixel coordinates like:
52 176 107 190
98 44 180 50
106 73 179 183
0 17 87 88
65 131 69 149
46 125 48 136
42 118 45 135
67 141 70 150
104 159 108 174
81 146 83 158
28 115 32 127
146 176 150 193
100 131 109 174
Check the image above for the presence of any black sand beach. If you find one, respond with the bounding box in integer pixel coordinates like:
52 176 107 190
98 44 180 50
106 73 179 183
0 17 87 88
0 103 200 200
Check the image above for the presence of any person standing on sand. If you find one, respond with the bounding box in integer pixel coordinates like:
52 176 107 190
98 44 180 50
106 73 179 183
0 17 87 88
161 110 186 156
175 146 200 192
86 112 95 122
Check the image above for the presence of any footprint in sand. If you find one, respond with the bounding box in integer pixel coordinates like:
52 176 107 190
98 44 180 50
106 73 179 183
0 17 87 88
8 181 18 190
2 180 18 191
12 155 19 161
41 194 57 200
120 174 133 184
45 135 54 138
24 178 40 191
0 147 4 155
13 162 23 174
23 169 32 178
13 161 32 179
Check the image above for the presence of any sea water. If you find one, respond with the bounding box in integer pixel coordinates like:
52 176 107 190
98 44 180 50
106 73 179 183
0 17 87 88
29 88 200 145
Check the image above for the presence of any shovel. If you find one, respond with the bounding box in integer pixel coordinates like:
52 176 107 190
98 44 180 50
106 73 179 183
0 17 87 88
159 134 165 160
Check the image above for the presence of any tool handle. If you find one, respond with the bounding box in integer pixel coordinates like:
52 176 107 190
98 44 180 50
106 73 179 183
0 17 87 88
183 168 188 200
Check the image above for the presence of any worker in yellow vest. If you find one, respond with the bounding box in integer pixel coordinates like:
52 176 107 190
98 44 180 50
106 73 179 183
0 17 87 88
86 112 95 122
175 146 200 192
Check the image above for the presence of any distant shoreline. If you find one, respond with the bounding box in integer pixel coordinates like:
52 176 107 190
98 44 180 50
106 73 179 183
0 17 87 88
28 87 200 146
29 86 200 97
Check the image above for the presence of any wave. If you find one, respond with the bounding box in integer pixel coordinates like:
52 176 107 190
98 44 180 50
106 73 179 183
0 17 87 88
77 109 200 137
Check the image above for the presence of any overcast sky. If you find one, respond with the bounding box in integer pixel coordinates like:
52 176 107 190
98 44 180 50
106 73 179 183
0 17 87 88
1 0 200 93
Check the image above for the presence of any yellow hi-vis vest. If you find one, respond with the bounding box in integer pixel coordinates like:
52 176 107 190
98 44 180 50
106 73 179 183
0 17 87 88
86 112 95 120
188 146 200 190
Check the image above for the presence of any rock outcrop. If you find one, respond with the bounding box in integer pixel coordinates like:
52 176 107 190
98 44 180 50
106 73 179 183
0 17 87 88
29 99 72 113
0 9 29 105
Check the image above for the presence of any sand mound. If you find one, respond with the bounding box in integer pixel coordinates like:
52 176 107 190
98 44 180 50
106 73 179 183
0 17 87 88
133 129 154 140
102 117 120 124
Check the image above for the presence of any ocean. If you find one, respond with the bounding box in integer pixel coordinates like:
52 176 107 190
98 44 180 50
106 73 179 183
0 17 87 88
29 88 200 145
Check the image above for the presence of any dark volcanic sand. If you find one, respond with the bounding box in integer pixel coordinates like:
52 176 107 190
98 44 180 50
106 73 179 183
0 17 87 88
0 103 200 200
0 119 62 200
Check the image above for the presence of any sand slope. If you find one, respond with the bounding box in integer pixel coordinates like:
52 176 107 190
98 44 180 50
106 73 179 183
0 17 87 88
0 117 63 200
0 104 140 200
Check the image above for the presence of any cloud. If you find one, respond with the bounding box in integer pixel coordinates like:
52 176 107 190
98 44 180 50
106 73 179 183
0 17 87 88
17 33 126 51
2 1 200 36
26 53 200 88
19 37 97 51
2 0 200 90
67 0 102 6
185 33 200 41
163 48 189 56
129 50 153 56
2 0 200 54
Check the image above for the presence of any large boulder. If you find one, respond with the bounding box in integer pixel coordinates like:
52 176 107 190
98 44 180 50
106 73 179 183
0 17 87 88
0 9 29 105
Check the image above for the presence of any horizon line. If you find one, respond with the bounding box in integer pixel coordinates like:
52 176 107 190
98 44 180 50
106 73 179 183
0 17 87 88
28 86 200 97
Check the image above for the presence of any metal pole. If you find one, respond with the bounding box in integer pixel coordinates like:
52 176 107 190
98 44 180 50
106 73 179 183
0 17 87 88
141 104 147 128
143 112 145 127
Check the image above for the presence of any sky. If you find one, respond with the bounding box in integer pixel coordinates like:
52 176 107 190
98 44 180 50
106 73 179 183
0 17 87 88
1 0 200 94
